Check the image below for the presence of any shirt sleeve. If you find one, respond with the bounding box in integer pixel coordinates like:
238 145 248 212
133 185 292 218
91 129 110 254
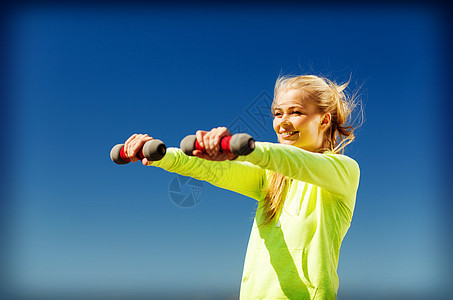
149 147 267 201
235 142 360 198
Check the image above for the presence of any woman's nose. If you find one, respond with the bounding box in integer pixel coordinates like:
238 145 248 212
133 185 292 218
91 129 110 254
280 114 291 126
280 119 291 127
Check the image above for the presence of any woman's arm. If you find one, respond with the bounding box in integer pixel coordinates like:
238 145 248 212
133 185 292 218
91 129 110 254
150 147 267 201
120 133 266 201
235 142 360 197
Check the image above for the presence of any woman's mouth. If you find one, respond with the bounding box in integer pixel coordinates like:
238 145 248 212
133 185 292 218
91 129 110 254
280 131 299 138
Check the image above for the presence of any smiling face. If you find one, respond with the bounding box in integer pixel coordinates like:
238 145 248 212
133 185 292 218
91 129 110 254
273 89 330 152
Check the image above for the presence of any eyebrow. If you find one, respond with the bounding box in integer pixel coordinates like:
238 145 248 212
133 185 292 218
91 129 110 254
273 105 305 110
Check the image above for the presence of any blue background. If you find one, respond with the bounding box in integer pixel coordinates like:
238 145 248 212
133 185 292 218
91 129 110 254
2 2 452 299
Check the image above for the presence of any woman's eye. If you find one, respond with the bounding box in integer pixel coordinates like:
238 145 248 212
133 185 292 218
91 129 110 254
292 111 302 115
274 112 282 117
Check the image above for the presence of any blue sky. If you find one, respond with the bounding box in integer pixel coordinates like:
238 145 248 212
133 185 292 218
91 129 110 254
3 2 452 299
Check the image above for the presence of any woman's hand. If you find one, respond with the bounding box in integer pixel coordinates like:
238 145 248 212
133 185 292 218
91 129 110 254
123 133 154 165
194 127 238 161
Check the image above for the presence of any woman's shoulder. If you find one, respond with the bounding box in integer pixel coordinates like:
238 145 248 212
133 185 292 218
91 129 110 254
322 150 360 178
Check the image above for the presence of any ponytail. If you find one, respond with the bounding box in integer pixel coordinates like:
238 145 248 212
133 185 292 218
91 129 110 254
259 173 287 226
323 78 358 154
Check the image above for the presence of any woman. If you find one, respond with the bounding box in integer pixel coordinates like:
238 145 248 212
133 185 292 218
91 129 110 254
123 75 361 299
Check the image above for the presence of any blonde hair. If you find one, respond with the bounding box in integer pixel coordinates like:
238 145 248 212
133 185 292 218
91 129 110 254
259 74 362 226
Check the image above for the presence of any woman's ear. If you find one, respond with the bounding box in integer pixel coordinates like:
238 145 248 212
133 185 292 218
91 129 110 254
320 113 331 129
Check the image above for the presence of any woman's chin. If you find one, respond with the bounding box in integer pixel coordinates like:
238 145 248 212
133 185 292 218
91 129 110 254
279 139 296 145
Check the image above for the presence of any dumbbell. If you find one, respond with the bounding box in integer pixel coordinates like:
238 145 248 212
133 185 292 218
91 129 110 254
110 139 166 165
180 133 255 156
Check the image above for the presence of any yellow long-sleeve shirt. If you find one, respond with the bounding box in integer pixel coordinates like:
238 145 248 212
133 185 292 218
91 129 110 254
151 142 360 299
